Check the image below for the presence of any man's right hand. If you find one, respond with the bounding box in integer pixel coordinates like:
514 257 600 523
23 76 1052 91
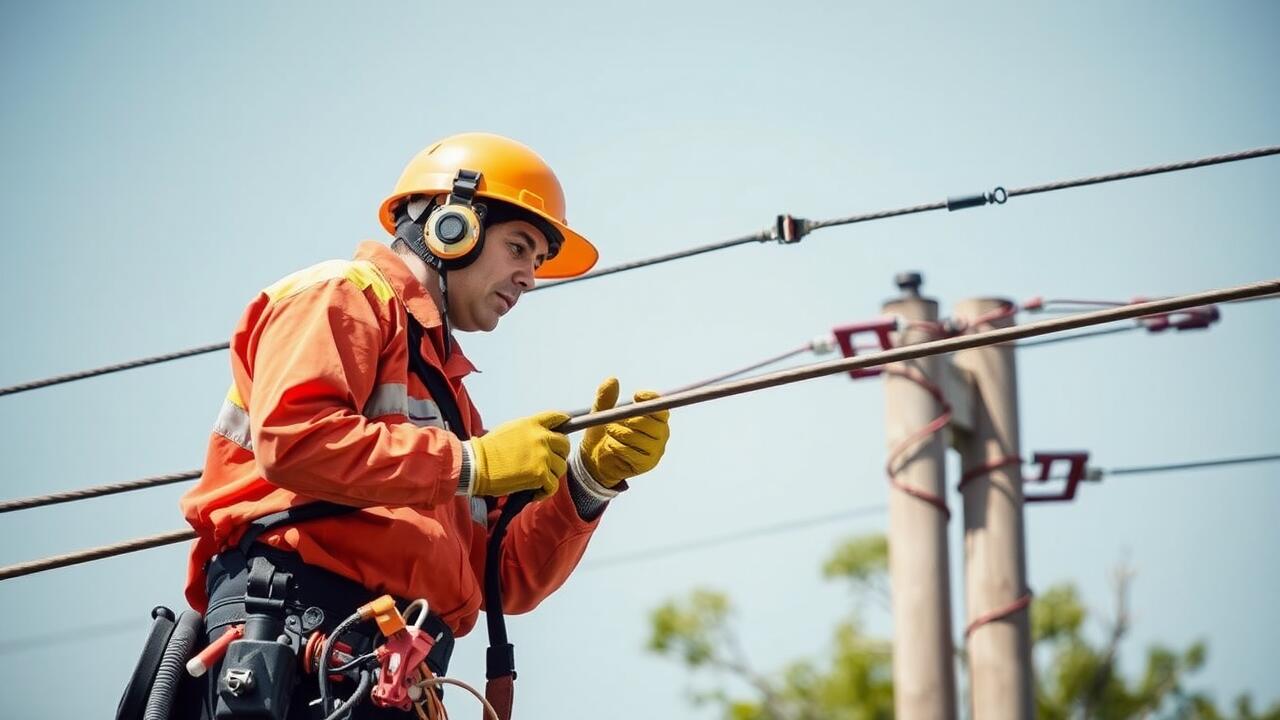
465 411 571 499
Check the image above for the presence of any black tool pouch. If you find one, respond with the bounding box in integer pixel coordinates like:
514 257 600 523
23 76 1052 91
214 557 299 720
116 605 206 720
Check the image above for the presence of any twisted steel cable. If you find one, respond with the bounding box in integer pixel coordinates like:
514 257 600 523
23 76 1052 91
2 145 1275 400
2 279 1274 581
0 470 201 514
0 343 228 397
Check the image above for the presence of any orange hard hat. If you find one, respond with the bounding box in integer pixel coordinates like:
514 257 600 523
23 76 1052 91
379 132 598 279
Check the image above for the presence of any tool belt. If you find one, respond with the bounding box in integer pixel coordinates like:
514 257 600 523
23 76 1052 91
205 543 455 676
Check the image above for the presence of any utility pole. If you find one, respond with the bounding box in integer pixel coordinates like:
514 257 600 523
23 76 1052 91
953 297 1034 720
883 272 957 720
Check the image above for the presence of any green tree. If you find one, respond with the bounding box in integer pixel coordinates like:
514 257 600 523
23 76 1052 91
647 534 1278 720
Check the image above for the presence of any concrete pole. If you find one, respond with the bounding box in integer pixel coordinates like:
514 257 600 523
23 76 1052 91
882 272 957 720
953 298 1034 720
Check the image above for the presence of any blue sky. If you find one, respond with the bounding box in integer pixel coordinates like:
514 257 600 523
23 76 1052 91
1 2 1277 717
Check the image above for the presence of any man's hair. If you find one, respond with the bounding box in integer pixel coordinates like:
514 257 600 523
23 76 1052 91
389 196 562 259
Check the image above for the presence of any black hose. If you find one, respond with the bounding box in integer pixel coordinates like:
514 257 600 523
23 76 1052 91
323 669 372 720
142 610 203 720
319 612 366 717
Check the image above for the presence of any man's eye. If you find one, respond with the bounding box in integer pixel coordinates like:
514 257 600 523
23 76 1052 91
509 243 524 257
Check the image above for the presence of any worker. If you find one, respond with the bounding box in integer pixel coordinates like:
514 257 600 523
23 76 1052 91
177 132 672 719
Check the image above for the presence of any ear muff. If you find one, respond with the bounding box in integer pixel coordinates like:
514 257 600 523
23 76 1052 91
424 169 484 269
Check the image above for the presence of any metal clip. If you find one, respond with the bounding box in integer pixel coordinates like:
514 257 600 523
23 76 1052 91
223 668 255 696
773 214 811 244
1024 451 1090 503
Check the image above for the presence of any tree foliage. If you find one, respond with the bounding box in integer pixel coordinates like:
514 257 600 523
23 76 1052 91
647 534 1277 719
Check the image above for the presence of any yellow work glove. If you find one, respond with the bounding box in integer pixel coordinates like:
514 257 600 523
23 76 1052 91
465 411 570 499
577 378 671 488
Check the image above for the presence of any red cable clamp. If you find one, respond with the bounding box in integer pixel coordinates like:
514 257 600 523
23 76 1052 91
371 626 436 710
1024 451 1090 503
831 317 898 379
1130 297 1221 333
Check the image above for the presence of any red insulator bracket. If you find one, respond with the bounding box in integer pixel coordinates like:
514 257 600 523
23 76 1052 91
371 627 436 710
1130 297 1221 333
831 317 899 379
1024 451 1090 503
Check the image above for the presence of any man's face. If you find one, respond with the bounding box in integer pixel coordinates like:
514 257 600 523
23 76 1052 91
446 219 549 332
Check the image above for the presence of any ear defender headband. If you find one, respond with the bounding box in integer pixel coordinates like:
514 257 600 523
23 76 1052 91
419 169 485 271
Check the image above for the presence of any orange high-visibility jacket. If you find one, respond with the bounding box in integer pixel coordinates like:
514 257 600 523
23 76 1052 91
180 241 601 636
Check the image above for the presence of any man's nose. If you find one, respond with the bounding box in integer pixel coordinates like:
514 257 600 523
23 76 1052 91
513 263 535 290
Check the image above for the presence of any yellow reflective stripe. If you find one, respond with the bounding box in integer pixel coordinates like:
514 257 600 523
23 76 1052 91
226 385 246 410
262 259 395 304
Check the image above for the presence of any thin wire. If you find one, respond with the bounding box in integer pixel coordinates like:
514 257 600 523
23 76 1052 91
811 145 1280 231
2 146 1275 400
0 322 1145 516
1005 146 1280 198
1015 325 1143 348
662 343 814 395
2 279 1276 581
530 232 769 291
805 200 948 231
6 450 1277 651
0 342 228 397
584 505 887 569
1103 453 1280 477
0 470 201 514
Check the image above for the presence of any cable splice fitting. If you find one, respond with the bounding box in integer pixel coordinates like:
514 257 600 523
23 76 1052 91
772 214 812 244
946 186 1007 212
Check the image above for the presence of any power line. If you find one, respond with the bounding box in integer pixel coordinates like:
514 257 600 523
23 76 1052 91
584 504 888 570
1 279 1275 581
0 470 201 514
806 145 1280 231
1101 453 1280 477
0 342 228 398
0 314 1184 516
6 451 1275 653
2 145 1275 400
555 279 1279 434
1016 325 1143 349
0 529 195 581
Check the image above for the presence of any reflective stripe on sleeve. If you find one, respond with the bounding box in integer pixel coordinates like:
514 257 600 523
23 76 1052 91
470 496 488 526
213 390 253 451
363 383 409 419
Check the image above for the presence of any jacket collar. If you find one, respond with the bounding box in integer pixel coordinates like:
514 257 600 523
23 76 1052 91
356 241 478 380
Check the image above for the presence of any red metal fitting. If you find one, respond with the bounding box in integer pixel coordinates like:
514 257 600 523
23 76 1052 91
831 317 898 379
1024 451 1090 502
1130 297 1221 333
371 627 436 710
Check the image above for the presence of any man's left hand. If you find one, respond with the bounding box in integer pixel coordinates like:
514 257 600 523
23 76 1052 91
578 377 671 488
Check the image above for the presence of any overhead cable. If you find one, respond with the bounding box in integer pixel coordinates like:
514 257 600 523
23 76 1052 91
0 342 228 398
8 449 1276 650
585 504 888 569
1099 453 1280 478
0 292 1260 517
1 278 1275 582
0 470 201 514
2 145 1276 400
